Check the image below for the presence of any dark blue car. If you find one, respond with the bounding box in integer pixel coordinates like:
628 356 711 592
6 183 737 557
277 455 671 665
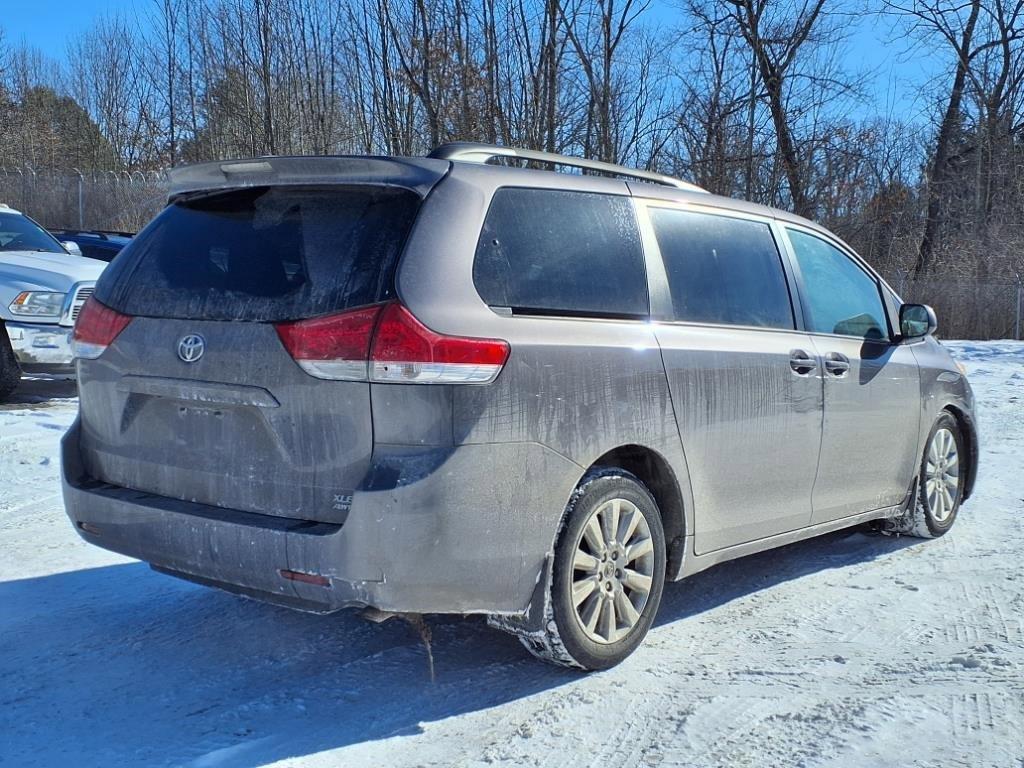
51 230 133 262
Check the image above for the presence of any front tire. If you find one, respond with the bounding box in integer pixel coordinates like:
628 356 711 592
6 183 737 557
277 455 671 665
517 469 667 670
888 411 965 538
0 328 20 401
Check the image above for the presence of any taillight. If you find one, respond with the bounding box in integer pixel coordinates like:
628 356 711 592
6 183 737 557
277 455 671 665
72 297 132 360
275 302 509 384
275 304 383 381
370 303 509 383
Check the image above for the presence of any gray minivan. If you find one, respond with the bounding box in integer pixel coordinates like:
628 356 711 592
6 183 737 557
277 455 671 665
62 144 978 670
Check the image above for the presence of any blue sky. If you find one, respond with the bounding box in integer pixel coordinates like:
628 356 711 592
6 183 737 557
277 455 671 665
2 0 945 126
2 0 130 51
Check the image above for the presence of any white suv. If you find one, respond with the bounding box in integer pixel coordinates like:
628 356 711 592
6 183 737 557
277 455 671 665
0 204 106 399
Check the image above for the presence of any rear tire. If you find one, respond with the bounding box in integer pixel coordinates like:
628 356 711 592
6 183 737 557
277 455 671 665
0 328 20 401
887 411 965 538
512 468 667 670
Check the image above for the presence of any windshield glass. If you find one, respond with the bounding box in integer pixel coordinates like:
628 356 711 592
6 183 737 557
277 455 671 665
0 212 65 254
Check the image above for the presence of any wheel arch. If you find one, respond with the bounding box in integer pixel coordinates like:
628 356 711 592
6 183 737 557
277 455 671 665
588 443 688 580
941 404 978 502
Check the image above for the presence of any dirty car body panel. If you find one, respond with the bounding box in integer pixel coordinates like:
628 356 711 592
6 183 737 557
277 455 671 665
62 151 978 624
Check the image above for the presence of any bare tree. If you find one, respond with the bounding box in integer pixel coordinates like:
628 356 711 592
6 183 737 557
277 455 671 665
718 0 840 218
890 0 983 274
671 2 758 195
559 0 652 163
68 15 153 168
0 0 1022 339
887 0 1024 276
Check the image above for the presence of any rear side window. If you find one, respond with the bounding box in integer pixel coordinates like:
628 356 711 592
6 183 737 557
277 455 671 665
650 208 794 329
473 188 648 318
95 185 420 322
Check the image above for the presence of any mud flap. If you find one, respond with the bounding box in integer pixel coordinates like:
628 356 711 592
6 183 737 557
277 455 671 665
487 553 553 635
877 475 920 535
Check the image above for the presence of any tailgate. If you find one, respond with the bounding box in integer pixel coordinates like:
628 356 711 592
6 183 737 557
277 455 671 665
77 317 369 524
74 182 428 524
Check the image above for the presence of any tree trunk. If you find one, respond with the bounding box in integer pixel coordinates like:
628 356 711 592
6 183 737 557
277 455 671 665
915 0 980 277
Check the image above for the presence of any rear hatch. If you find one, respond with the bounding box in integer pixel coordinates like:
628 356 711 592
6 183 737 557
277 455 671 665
76 166 439 524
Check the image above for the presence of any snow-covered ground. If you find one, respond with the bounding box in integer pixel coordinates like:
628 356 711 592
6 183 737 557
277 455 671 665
1 342 1022 768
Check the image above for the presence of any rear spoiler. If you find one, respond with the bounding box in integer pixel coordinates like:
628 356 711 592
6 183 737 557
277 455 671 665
167 156 450 201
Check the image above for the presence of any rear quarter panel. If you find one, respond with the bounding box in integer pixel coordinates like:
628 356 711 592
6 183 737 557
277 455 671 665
393 167 694 593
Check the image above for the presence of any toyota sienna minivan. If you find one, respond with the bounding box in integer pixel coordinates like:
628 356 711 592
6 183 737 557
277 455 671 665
62 144 978 670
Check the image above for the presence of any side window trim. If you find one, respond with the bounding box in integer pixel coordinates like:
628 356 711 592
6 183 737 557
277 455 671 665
632 199 673 322
637 200 804 333
767 218 811 332
880 283 904 340
779 223 894 341
504 307 650 321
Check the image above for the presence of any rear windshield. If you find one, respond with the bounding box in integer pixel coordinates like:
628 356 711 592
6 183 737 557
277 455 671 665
95 185 420 322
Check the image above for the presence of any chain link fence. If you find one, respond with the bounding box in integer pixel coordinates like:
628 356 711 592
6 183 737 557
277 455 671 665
1 167 1022 340
0 167 168 234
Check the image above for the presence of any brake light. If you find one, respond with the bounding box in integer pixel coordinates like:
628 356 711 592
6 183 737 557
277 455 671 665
370 303 509 383
274 304 383 381
275 302 509 384
72 297 132 359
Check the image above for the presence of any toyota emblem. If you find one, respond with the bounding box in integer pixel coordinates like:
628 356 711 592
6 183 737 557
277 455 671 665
177 334 206 363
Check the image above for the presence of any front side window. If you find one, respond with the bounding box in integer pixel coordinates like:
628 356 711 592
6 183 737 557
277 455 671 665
473 188 648 318
650 208 794 329
787 229 889 340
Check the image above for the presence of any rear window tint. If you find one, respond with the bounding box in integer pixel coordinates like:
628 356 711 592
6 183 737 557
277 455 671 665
95 185 420 322
650 208 794 329
473 188 648 318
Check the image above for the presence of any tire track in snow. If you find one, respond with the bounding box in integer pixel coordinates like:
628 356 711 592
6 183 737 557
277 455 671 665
4 343 1024 768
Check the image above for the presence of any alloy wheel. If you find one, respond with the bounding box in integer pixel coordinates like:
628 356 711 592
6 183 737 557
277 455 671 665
569 497 656 644
925 427 960 522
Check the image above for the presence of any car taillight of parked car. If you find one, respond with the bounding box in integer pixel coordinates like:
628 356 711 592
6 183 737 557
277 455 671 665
274 302 509 384
72 297 133 360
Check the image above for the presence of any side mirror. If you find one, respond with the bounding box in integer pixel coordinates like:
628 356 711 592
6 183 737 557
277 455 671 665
62 240 83 257
900 303 937 339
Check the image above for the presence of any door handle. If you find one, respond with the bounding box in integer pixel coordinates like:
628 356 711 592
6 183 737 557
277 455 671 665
824 352 850 376
789 349 817 375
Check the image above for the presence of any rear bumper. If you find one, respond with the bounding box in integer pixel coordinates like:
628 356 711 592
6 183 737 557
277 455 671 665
61 419 579 615
6 321 75 372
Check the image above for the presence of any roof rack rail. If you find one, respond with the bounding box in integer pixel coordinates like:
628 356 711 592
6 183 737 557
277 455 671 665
429 142 707 193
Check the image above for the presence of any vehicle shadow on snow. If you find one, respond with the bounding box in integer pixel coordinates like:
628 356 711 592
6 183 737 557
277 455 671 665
0 528 917 768
0 376 77 411
654 526 920 630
